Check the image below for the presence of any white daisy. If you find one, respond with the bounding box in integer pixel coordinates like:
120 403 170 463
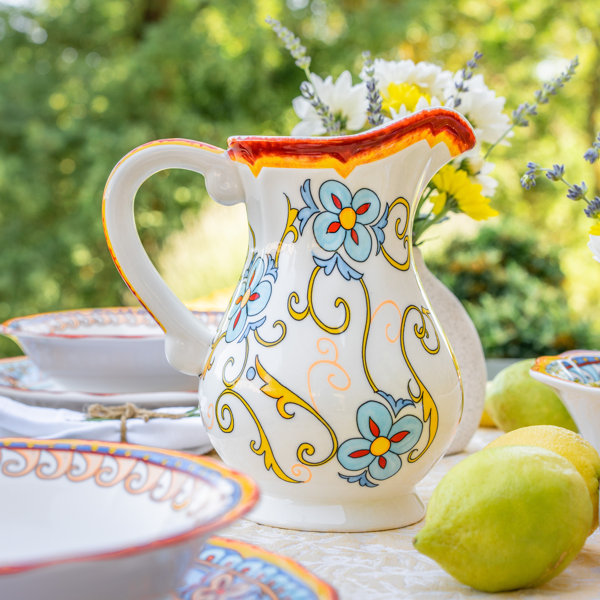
588 234 600 264
449 74 510 145
291 70 367 136
363 59 452 116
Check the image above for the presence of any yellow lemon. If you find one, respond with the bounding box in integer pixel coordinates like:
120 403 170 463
479 407 496 427
413 446 592 592
485 359 577 432
488 425 600 533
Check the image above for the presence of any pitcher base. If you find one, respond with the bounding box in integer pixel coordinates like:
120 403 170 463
245 491 425 532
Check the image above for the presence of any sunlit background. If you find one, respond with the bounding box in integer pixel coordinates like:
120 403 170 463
1 0 599 359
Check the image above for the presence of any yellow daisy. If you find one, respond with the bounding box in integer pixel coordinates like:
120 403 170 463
431 165 499 221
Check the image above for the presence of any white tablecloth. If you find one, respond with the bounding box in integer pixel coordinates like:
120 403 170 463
221 428 600 599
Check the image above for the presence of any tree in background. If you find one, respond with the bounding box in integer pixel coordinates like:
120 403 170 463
1 0 598 357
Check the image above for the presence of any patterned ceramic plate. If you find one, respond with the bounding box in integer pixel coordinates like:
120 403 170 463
171 536 337 600
0 356 198 409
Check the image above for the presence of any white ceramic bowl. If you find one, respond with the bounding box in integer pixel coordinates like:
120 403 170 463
530 349 600 453
0 438 258 600
1 307 223 393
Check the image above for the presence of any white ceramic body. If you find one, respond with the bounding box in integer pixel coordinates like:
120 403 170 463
530 350 600 453
103 109 476 531
413 249 487 454
0 438 257 600
1 308 220 393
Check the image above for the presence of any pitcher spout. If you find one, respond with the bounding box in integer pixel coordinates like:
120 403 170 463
227 107 476 178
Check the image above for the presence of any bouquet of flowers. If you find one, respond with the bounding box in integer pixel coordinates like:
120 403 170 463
267 17 578 246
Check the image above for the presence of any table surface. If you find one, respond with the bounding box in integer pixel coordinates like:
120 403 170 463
220 428 600 600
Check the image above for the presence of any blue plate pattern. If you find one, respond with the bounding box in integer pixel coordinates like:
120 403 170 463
174 537 336 600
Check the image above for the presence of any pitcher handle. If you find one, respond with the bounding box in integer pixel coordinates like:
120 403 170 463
103 139 244 375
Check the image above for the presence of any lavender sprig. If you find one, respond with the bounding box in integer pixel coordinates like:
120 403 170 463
267 16 338 135
545 163 565 182
446 51 483 109
362 51 384 127
485 56 579 158
584 132 600 164
265 16 311 75
521 132 600 224
513 57 578 127
520 162 540 190
584 197 600 219
299 81 340 135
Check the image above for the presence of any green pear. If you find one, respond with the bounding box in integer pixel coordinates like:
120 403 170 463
485 359 577 432
413 446 592 592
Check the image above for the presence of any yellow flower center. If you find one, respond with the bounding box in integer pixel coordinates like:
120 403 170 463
370 436 391 457
382 82 431 115
339 207 357 230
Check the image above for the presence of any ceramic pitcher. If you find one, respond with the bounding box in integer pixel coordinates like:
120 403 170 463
103 107 475 532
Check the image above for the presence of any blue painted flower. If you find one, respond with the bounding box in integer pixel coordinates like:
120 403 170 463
225 256 272 343
338 401 423 481
313 180 381 262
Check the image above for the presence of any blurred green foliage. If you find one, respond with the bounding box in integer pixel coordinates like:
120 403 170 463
1 0 599 358
427 223 597 357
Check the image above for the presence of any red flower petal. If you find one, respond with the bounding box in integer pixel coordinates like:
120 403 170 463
327 221 341 233
332 193 342 209
349 449 371 458
390 430 409 443
356 203 371 215
351 229 359 245
378 456 387 469
233 310 241 329
248 292 259 301
369 417 379 437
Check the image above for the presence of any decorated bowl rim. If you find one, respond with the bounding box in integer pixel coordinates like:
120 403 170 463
0 438 258 575
1 307 224 341
530 349 600 391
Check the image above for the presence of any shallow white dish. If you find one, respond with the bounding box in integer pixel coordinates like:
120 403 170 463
1 307 223 393
0 356 198 410
530 349 600 453
0 438 258 600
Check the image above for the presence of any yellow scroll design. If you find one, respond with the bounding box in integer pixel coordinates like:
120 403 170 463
222 336 250 388
254 320 287 347
200 332 226 381
400 305 440 462
380 197 410 271
256 357 338 469
215 388 298 484
288 265 350 335
275 194 299 268
359 278 379 394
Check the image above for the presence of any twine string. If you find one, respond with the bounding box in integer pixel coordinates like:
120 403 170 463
86 403 191 443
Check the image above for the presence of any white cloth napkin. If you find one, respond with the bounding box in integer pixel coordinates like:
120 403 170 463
0 395 212 453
